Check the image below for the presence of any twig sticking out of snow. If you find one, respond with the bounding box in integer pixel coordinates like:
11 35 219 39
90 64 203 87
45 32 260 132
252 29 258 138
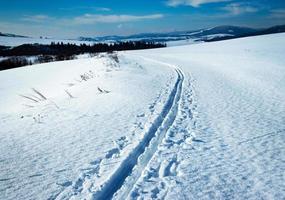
19 94 39 103
97 87 110 94
64 89 74 98
20 88 60 109
32 88 47 100
97 87 103 93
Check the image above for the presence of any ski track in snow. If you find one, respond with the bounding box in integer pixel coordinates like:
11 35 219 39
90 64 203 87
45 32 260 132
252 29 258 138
48 57 181 200
57 62 186 200
107 68 184 200
1 33 285 200
126 34 285 199
0 53 176 200
127 73 197 200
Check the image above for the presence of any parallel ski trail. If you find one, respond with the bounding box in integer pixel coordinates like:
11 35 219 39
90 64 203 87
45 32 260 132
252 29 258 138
92 67 184 200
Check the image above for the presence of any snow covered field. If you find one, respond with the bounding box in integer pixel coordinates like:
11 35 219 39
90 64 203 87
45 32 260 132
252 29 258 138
0 33 284 199
0 36 94 47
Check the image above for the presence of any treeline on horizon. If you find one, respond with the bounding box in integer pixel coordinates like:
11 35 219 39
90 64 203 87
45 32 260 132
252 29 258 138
0 41 166 71
0 41 166 57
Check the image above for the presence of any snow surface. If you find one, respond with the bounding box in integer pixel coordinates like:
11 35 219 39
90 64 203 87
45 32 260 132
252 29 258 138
0 53 175 199
127 33 285 200
0 33 285 200
166 39 200 47
0 36 94 47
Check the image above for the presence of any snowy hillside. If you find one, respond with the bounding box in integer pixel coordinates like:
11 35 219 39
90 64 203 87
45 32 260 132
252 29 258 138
0 33 285 200
127 33 285 199
0 36 94 47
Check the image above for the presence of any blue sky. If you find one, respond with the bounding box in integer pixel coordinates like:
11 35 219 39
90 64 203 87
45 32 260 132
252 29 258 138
0 0 284 38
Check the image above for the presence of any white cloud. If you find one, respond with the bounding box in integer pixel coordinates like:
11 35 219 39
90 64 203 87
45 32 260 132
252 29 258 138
269 9 285 18
166 0 231 7
73 14 164 24
95 7 111 12
21 15 52 23
59 7 111 12
222 3 258 15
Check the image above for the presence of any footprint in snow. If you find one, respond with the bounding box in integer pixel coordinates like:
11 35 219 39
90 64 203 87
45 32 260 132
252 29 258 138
56 181 72 187
0 177 15 182
115 136 129 150
105 147 120 159
28 173 43 178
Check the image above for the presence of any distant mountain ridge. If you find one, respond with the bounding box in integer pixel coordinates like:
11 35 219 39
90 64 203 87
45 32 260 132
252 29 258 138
0 32 28 38
204 25 285 42
78 24 285 43
1 24 285 47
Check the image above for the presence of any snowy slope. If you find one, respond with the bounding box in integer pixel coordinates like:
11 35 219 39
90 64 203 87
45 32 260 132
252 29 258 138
0 33 285 200
0 53 176 199
127 33 285 199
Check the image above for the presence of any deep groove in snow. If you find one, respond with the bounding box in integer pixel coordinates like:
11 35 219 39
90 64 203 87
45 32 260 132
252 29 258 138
92 67 184 200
